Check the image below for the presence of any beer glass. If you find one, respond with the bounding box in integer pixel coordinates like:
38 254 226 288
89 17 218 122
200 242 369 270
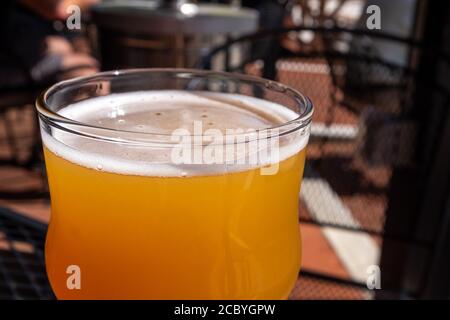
36 69 313 299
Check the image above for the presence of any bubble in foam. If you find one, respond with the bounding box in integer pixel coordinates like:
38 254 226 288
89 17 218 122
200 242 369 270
42 90 309 177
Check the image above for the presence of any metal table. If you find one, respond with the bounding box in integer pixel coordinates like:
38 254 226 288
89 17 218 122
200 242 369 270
0 206 376 300
91 1 258 69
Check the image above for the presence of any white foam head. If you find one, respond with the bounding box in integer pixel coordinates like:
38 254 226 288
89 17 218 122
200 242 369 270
42 91 310 176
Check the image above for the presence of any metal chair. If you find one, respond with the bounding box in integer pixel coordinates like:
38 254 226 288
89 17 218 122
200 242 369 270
0 86 49 200
198 26 450 299
0 206 54 299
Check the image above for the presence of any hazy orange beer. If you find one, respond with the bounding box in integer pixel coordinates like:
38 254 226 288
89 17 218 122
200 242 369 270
36 69 313 299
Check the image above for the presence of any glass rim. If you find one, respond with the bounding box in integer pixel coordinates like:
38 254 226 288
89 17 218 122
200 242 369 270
36 68 314 144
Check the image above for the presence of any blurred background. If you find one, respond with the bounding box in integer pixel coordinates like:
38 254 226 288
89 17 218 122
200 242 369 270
1 0 450 300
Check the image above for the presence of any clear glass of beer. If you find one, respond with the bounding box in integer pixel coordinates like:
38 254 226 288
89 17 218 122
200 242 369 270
36 69 313 299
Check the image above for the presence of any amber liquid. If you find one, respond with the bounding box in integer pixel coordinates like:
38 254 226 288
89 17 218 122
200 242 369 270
43 147 305 299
